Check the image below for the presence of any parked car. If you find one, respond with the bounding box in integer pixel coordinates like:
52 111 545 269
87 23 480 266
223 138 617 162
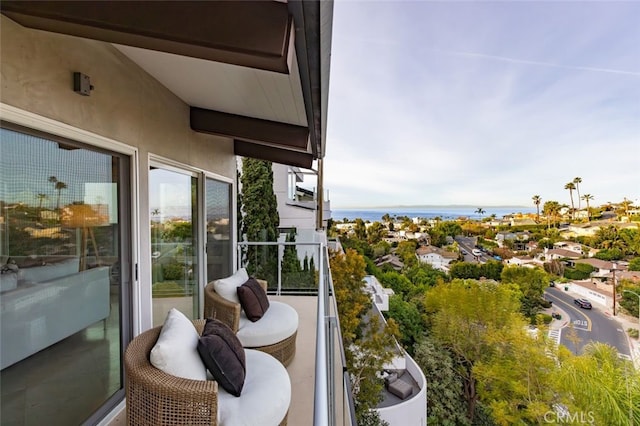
574 298 592 309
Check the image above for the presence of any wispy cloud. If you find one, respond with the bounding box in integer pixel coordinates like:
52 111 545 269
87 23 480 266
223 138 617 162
435 49 640 77
325 1 640 209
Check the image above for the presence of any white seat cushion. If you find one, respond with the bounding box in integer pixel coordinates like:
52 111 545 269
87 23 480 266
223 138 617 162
237 301 298 348
213 268 249 304
150 308 206 381
218 349 291 426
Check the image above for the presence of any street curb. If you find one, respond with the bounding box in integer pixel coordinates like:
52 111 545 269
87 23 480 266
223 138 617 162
563 286 639 367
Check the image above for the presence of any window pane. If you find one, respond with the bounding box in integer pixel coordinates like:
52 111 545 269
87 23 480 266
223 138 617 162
0 127 125 425
150 168 199 326
206 177 232 282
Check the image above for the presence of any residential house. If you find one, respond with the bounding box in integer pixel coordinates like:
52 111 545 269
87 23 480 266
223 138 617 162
505 256 541 268
570 258 621 280
616 270 640 284
0 2 340 425
544 248 583 261
416 245 458 271
525 241 539 252
488 218 511 227
495 231 530 250
375 253 405 271
509 217 537 227
553 241 584 255
363 276 427 426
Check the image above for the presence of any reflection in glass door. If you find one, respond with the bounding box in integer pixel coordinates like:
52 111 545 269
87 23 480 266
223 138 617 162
0 126 129 425
150 167 199 326
206 177 232 282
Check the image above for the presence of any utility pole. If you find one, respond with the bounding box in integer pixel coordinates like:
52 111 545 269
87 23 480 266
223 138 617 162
612 262 617 316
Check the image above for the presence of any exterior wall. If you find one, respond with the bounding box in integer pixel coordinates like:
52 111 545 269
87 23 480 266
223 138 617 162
563 282 609 307
273 163 316 229
273 163 330 230
1 15 236 331
377 353 427 426
418 253 453 270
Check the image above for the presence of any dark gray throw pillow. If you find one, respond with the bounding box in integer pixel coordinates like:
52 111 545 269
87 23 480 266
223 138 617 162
197 318 246 397
237 277 270 322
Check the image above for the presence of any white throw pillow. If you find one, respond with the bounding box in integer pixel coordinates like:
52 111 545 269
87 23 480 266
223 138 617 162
213 268 249 304
150 308 206 380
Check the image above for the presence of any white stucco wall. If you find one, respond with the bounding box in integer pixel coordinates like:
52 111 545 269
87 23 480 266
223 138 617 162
1 15 237 331
377 353 427 426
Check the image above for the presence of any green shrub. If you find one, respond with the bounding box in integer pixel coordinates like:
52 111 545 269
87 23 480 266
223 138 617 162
536 313 553 325
162 263 185 280
539 298 553 309
628 328 639 339
564 263 594 280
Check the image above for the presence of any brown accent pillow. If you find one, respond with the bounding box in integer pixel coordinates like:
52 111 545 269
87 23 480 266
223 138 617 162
197 318 246 397
237 277 270 322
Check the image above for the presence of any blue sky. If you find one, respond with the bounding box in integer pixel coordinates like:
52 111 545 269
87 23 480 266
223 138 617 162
324 1 640 209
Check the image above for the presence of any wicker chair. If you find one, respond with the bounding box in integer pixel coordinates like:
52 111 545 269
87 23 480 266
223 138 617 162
204 279 297 367
124 319 289 426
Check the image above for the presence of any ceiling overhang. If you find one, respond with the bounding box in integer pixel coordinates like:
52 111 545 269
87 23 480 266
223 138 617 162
0 0 331 169
0 0 293 73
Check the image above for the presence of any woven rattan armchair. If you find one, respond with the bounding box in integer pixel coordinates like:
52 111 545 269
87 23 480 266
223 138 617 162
204 279 297 367
124 319 289 425
125 320 218 425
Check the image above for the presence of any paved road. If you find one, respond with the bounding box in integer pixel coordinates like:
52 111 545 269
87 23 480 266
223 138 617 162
455 236 491 263
545 287 631 358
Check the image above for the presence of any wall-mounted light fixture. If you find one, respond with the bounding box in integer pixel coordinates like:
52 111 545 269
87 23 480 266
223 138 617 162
73 72 94 96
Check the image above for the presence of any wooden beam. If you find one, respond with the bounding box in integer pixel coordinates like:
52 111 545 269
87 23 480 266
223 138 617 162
191 108 309 150
234 140 313 169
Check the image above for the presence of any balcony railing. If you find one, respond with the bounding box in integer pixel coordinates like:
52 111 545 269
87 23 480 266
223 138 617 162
237 232 355 426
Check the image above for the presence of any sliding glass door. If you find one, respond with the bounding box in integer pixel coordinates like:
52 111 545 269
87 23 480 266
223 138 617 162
0 124 130 425
149 166 199 326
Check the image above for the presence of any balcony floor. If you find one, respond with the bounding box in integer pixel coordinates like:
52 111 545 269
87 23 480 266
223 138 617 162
108 295 318 426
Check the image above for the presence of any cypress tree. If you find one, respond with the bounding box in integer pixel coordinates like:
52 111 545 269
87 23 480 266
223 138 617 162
239 158 280 282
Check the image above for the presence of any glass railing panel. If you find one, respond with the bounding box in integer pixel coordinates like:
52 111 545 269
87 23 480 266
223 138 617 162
237 229 322 295
237 236 355 426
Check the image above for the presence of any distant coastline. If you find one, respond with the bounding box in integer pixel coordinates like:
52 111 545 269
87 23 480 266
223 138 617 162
331 206 536 222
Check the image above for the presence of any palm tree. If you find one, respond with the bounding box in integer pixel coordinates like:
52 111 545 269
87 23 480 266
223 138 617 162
622 197 631 216
475 208 485 221
54 181 67 211
532 195 542 223
573 177 582 211
36 193 48 218
581 193 594 221
543 200 561 229
36 193 48 210
557 342 640 425
564 182 576 219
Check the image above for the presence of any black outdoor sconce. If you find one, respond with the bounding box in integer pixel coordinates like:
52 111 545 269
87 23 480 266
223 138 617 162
73 72 94 96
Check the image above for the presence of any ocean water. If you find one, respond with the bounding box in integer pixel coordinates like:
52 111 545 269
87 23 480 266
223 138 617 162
331 206 536 222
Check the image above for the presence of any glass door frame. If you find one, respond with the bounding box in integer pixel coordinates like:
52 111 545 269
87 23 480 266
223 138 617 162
201 171 237 311
0 103 138 424
148 157 236 322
